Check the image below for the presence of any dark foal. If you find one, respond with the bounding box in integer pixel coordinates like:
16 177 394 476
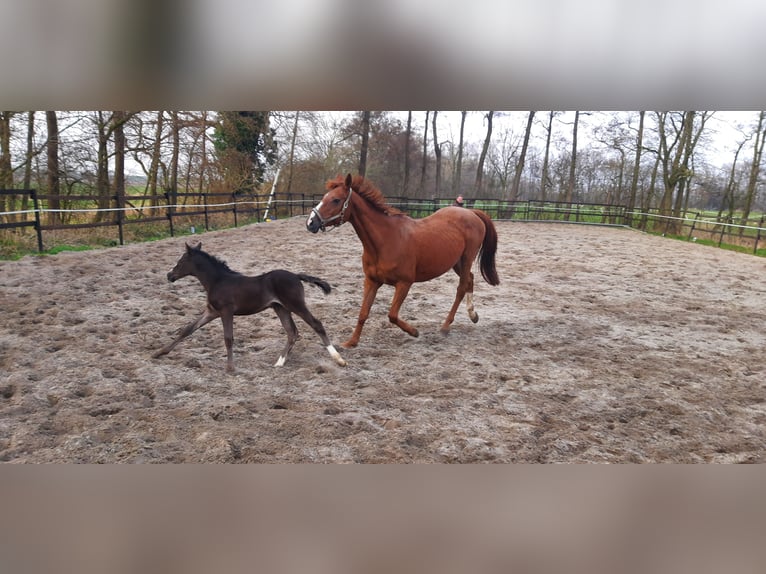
153 243 346 371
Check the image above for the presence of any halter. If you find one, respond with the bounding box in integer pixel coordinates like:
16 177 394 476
311 185 354 232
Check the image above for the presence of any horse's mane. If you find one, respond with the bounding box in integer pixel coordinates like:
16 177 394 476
327 175 404 216
192 247 240 275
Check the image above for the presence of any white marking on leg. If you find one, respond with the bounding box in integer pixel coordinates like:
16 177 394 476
466 293 478 321
327 345 347 367
274 355 286 367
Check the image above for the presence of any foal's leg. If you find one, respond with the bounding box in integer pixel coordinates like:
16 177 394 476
272 304 299 367
388 281 419 338
153 307 219 358
290 303 347 367
345 276 382 348
220 310 236 373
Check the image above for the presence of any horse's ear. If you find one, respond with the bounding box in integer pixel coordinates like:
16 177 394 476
345 173 352 188
186 242 201 252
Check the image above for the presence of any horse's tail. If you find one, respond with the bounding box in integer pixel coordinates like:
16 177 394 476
298 273 332 295
472 209 500 286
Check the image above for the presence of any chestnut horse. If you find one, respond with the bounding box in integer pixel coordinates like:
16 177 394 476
307 173 499 348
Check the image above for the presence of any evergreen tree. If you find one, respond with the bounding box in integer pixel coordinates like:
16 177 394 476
214 111 277 192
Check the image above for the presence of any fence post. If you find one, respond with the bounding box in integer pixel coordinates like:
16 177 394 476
754 215 765 254
31 189 44 252
115 194 125 246
718 217 729 247
232 193 238 227
165 191 175 237
687 213 699 241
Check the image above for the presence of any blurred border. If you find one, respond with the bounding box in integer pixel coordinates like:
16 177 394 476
2 1 765 572
1 0 765 109
0 466 764 574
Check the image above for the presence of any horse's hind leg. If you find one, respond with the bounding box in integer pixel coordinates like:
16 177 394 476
153 307 219 358
220 311 236 373
442 259 477 334
291 304 347 367
272 304 299 367
451 261 479 324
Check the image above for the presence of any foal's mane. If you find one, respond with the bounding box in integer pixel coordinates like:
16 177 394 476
328 175 404 216
191 246 240 275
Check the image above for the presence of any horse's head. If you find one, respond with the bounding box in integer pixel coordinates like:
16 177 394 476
167 242 202 282
306 173 354 233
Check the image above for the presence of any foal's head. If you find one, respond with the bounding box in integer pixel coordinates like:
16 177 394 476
167 242 203 282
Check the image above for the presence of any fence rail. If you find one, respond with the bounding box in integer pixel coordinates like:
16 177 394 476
2 188 765 256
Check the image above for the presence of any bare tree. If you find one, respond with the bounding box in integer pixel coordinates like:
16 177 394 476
45 111 61 225
0 112 14 214
540 111 557 202
432 111 441 197
475 111 494 195
286 111 299 193
168 111 180 202
419 111 429 197
565 110 580 207
510 111 535 201
740 110 766 229
113 111 127 233
402 111 412 194
358 111 370 176
628 111 645 220
718 136 748 223
453 111 467 197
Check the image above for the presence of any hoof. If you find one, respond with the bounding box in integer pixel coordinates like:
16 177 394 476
341 340 358 349
470 312 479 324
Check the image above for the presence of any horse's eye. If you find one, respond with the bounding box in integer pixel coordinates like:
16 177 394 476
332 198 341 204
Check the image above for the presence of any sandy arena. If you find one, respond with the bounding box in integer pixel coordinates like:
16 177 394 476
1 218 764 462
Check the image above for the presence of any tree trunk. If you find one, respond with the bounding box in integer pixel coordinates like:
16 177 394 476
475 111 494 195
510 111 535 201
147 112 164 206
0 112 13 214
540 112 554 202
21 111 35 214
286 111 299 194
739 110 766 231
565 111 579 205
170 111 180 203
95 111 111 220
718 139 747 223
113 111 127 232
358 111 370 177
402 111 412 194
432 111 441 197
453 111 466 197
419 111 429 198
627 111 645 223
45 111 61 225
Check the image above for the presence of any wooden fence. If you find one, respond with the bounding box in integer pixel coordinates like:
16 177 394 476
2 188 765 256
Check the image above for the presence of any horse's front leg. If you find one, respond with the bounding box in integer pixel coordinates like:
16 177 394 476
220 310 235 373
388 281 418 338
344 276 382 348
153 307 219 358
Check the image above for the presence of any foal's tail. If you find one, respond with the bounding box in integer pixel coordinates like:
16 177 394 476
472 209 500 286
298 273 332 295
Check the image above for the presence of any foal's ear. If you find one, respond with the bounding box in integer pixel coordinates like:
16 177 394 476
345 173 352 189
186 242 202 252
